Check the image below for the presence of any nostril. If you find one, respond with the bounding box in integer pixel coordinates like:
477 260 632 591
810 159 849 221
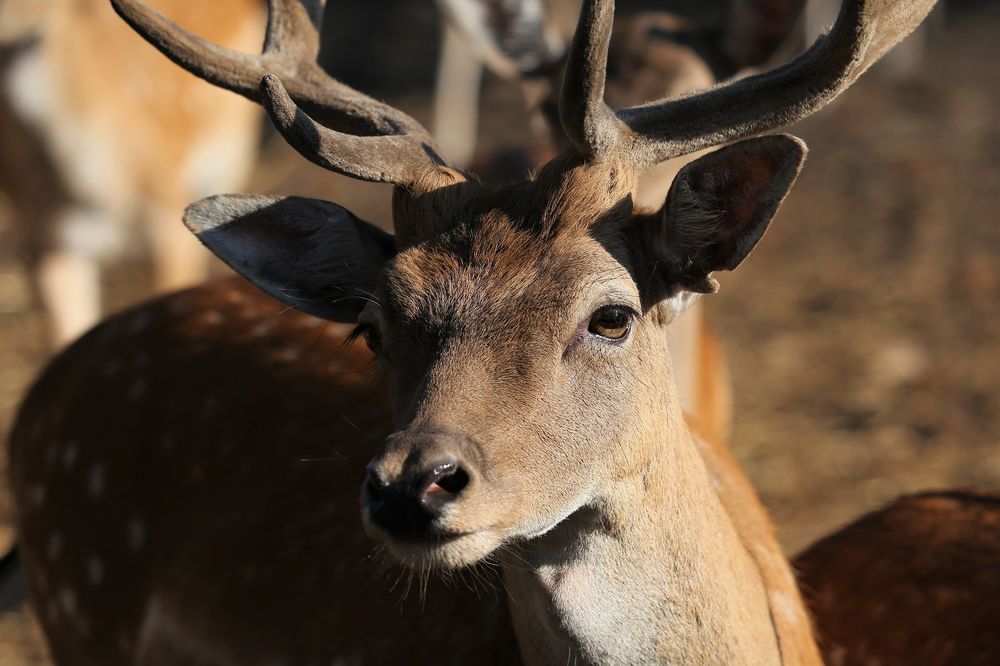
422 462 470 510
434 466 469 495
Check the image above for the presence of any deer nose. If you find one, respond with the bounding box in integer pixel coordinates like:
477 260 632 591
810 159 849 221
364 456 471 536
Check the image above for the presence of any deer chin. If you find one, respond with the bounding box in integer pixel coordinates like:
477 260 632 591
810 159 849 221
363 520 504 571
362 494 592 571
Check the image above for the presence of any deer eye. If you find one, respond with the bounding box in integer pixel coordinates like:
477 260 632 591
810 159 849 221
587 305 634 342
350 323 382 354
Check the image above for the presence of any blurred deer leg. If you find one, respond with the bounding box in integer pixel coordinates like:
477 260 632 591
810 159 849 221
148 206 210 293
37 249 100 347
37 205 118 346
432 21 483 168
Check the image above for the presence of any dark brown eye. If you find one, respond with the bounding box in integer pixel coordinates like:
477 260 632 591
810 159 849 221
587 306 633 341
351 324 382 354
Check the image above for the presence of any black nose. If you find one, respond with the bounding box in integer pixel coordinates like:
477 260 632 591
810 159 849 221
364 457 471 536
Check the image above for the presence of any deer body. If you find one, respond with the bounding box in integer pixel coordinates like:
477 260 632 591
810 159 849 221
11 1 993 665
0 0 262 345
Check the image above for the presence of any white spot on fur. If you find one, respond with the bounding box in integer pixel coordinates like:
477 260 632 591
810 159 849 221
46 533 62 561
86 557 104 586
62 442 78 469
168 298 191 316
27 484 46 508
273 347 302 363
35 569 48 593
76 614 91 637
129 379 147 401
46 600 61 625
201 398 218 418
136 594 242 664
128 519 146 551
88 464 105 497
58 587 76 616
127 312 151 334
201 311 223 326
225 291 246 306
101 358 122 378
251 321 274 337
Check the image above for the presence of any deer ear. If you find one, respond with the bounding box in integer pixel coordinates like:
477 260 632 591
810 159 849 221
184 195 395 322
642 135 806 303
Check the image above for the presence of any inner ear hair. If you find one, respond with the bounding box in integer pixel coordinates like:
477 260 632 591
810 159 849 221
652 134 807 293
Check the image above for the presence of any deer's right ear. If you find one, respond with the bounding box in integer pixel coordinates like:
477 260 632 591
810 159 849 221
184 195 395 322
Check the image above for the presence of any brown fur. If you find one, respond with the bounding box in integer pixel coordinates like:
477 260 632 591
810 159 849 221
796 491 1000 666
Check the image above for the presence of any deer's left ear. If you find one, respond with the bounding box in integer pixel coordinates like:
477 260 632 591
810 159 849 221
638 135 806 309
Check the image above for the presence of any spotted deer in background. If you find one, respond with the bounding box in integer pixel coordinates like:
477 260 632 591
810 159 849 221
9 0 1000 664
0 0 263 346
434 0 807 442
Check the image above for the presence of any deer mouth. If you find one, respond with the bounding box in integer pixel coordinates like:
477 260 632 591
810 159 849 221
364 518 504 570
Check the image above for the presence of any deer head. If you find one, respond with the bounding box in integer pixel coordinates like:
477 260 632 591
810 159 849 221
114 0 934 569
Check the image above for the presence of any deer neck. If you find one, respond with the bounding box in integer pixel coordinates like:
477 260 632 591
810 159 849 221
501 399 789 665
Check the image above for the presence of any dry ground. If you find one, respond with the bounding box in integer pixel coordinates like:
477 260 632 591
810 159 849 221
0 4 996 662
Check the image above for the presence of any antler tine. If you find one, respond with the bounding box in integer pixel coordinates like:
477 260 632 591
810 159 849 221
558 0 624 160
613 0 937 169
111 0 445 185
261 75 444 184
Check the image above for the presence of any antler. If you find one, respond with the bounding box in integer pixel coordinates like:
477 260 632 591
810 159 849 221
561 0 937 167
111 0 446 186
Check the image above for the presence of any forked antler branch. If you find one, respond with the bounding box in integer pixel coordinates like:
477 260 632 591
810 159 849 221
561 0 937 167
111 0 446 186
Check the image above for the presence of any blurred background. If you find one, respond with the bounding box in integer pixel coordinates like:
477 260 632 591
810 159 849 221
0 0 996 661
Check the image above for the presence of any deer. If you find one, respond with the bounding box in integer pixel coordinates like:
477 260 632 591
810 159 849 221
8 0 999 664
435 0 808 443
0 0 264 347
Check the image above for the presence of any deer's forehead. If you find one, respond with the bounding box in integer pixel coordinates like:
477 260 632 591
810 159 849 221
380 222 628 329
